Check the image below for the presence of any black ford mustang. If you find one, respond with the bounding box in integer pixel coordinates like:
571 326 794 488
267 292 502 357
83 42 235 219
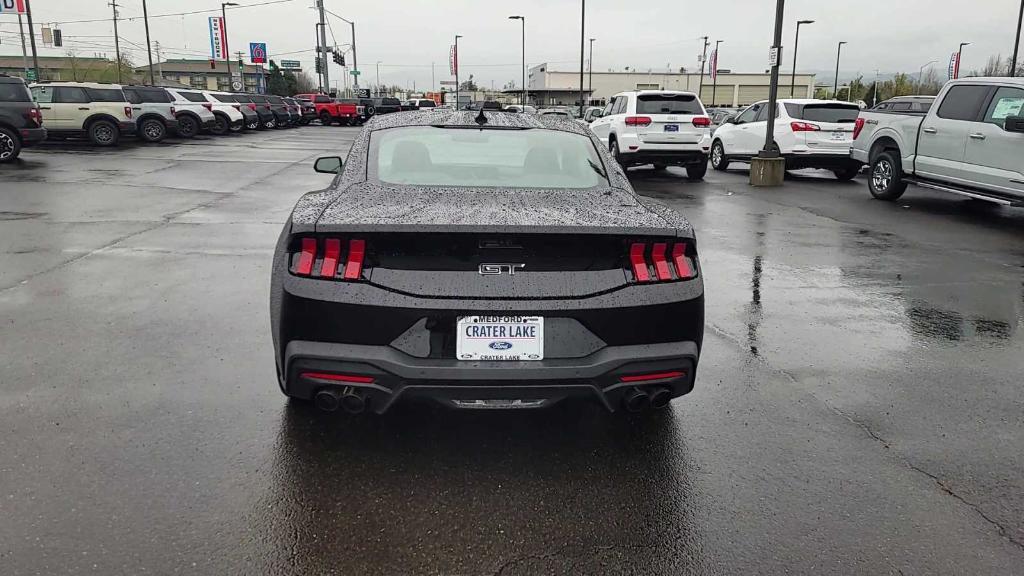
270 110 704 415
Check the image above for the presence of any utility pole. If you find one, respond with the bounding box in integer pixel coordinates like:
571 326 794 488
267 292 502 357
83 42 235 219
109 1 122 83
155 41 163 79
142 0 155 85
697 36 709 96
17 14 29 78
509 16 526 106
314 24 323 92
578 0 586 116
791 20 814 97
711 40 723 106
316 0 330 95
221 3 238 89
455 34 462 109
431 62 435 92
24 0 40 81
1013 0 1023 77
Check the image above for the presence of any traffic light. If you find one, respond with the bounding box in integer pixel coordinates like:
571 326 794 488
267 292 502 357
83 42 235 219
53 29 63 48
315 57 323 74
332 49 344 66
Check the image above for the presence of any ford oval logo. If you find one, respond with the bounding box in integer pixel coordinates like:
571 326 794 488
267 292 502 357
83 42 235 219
489 341 513 350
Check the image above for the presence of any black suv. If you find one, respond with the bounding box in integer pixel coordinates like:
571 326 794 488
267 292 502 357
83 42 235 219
0 74 46 162
371 97 402 115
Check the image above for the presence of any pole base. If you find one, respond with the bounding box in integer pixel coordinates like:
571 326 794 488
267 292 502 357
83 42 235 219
749 157 786 187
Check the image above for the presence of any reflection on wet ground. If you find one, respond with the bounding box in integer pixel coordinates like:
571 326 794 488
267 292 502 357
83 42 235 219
255 401 710 575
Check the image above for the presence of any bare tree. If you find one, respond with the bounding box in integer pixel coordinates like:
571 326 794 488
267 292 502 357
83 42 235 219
294 71 316 93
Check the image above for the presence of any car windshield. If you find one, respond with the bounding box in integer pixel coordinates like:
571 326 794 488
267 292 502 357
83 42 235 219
0 82 31 102
370 126 608 189
179 91 207 103
786 103 860 123
212 94 237 103
636 94 703 114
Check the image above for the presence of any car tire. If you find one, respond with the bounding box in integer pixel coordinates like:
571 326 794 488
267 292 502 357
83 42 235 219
833 166 860 181
686 159 708 181
711 140 729 171
0 127 21 163
88 119 119 147
610 138 622 165
365 106 376 117
868 151 907 201
177 115 199 138
320 111 333 126
210 114 229 135
139 118 166 143
265 119 276 129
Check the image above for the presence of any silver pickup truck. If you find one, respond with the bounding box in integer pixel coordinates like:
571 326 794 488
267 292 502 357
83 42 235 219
851 77 1024 205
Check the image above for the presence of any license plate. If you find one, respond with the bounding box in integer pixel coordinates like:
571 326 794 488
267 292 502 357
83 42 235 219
457 316 544 361
664 124 679 132
831 131 848 141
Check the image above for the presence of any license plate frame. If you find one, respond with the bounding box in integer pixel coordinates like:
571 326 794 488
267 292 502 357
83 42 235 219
456 316 544 361
830 131 848 141
664 124 679 132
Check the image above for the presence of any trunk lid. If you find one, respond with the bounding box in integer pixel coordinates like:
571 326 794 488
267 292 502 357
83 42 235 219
787 102 860 151
632 92 708 145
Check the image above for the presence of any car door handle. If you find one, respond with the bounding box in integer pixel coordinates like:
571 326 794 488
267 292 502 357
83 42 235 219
39 106 51 110
922 127 937 134
969 133 986 140
78 107 90 110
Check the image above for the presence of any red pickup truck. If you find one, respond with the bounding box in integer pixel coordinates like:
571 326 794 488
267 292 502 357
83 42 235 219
294 93 359 126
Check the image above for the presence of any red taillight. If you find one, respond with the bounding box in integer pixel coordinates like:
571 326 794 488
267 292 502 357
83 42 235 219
292 237 367 281
691 116 711 127
343 239 365 280
300 372 375 384
124 106 132 119
790 121 820 132
296 238 316 276
248 103 257 111
264 104 271 110
202 103 213 111
629 243 651 283
28 107 42 125
628 241 696 283
170 106 176 114
619 371 686 383
624 116 652 126
853 117 865 140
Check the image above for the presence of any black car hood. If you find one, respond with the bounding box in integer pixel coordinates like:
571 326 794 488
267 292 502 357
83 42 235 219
312 182 682 236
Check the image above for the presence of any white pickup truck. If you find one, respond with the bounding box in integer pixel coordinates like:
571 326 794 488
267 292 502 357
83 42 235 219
851 77 1024 205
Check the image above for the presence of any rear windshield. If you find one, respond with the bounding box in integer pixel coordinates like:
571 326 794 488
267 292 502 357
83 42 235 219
211 93 237 103
370 126 608 189
381 98 400 105
0 82 32 102
179 91 207 103
314 95 331 103
124 88 172 104
785 103 860 123
268 96 284 104
86 88 126 102
417 99 436 108
252 95 269 103
636 94 703 115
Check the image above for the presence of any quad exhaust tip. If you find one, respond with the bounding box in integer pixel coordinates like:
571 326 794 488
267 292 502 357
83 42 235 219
623 388 650 413
314 387 368 414
649 387 673 409
314 389 341 412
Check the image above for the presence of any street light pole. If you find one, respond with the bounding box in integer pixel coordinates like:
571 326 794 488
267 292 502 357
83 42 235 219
711 40 722 106
376 61 381 95
791 20 814 97
23 0 40 81
142 0 155 85
834 41 847 99
509 16 526 105
455 34 462 109
750 0 786 187
221 2 238 90
588 37 595 99
1012 0 1023 77
578 0 586 116
957 42 970 79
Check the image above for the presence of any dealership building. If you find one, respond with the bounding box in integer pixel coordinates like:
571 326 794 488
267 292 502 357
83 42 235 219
522 63 816 108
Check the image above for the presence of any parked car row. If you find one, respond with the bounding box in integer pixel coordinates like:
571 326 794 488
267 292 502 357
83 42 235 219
0 75 337 162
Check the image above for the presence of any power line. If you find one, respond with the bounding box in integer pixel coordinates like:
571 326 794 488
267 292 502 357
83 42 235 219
44 0 300 25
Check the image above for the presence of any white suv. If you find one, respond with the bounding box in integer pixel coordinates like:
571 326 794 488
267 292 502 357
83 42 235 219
30 82 135 146
589 90 712 180
163 87 217 138
710 98 863 180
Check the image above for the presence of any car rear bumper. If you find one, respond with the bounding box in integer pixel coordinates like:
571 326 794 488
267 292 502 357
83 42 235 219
284 339 699 413
20 127 47 146
616 133 711 165
850 148 869 164
783 151 861 170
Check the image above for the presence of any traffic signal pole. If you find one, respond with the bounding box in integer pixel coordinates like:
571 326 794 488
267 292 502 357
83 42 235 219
24 0 40 81
317 0 330 94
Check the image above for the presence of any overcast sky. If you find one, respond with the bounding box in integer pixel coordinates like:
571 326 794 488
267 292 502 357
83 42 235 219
1 0 1020 90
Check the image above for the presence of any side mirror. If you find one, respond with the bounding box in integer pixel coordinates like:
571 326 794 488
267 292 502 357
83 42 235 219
1004 116 1024 133
314 156 343 174
727 117 738 125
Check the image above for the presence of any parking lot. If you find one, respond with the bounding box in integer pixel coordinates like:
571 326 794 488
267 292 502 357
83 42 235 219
2 127 1023 574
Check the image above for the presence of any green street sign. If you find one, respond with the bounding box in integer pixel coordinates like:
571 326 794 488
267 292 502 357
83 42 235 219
350 70 360 76
26 69 37 81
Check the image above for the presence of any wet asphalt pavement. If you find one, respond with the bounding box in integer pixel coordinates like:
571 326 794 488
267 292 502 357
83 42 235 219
2 127 1023 575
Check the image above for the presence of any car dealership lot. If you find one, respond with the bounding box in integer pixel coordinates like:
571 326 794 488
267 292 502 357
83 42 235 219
2 129 1023 574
